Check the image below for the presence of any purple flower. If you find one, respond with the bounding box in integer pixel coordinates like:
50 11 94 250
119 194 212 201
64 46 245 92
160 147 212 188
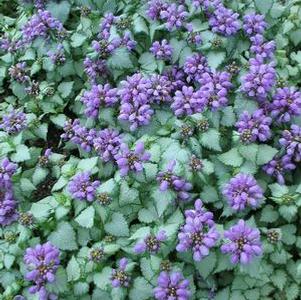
221 220 262 264
0 189 18 226
270 87 301 123
243 13 267 36
93 128 122 162
38 148 52 166
150 74 173 104
91 38 120 59
279 124 301 161
9 62 29 83
250 34 275 60
160 4 188 31
122 32 137 51
223 173 263 211
47 44 66 65
84 57 108 82
68 171 100 202
147 0 168 20
118 73 154 130
241 56 276 101
100 13 117 32
81 84 118 118
156 160 192 201
134 230 167 254
192 0 221 10
198 71 232 111
176 199 219 261
22 10 65 44
0 158 17 188
115 142 151 176
184 53 210 82
171 85 207 117
0 110 27 134
186 23 202 45
111 258 131 288
150 40 173 60
24 242 60 300
235 109 272 143
263 155 296 185
154 271 190 300
209 5 240 36
0 35 23 53
163 66 186 92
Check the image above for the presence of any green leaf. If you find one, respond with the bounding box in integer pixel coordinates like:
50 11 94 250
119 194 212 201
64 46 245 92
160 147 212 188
152 188 175 217
254 0 273 14
119 181 139 206
271 269 287 290
58 81 74 98
108 48 133 70
195 252 217 279
215 287 230 300
200 186 219 203
139 53 157 72
11 144 30 162
66 256 81 282
71 33 87 47
238 144 258 163
75 206 95 228
269 183 288 197
280 224 296 245
138 206 158 223
77 157 98 172
47 267 68 293
21 178 36 194
218 148 243 167
46 1 71 23
129 277 153 300
256 145 278 165
4 254 15 269
260 205 279 223
104 213 129 237
207 51 226 69
32 167 49 186
94 267 112 290
221 106 236 127
130 226 150 240
48 221 78 250
170 38 186 63
286 283 299 300
74 282 89 296
279 205 297 222
50 114 67 127
200 129 222 151
133 16 148 34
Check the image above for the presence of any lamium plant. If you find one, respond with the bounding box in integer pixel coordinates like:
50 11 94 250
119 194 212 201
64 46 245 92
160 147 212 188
0 0 300 299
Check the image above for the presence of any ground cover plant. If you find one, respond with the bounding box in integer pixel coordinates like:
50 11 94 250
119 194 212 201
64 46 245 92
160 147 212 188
0 0 301 299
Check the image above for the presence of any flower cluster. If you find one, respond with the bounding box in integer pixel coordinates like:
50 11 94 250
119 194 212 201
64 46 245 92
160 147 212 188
68 171 100 202
47 44 66 65
111 258 131 288
221 220 262 264
149 75 173 104
83 57 108 82
0 109 27 134
223 173 263 211
150 40 173 60
22 10 65 43
157 160 192 201
250 34 276 59
160 4 188 31
243 13 267 36
184 53 210 82
235 109 272 143
134 230 167 254
115 142 151 176
9 62 29 83
0 158 18 226
24 242 60 299
81 84 118 118
154 271 190 300
176 199 219 261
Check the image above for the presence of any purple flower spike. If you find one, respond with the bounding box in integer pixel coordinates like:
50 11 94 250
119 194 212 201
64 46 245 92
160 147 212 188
270 87 301 123
24 242 60 299
150 40 173 60
236 109 272 143
263 155 296 185
157 160 192 201
0 158 17 188
0 189 18 226
111 257 131 288
241 56 276 101
9 62 29 83
0 110 27 135
147 0 168 20
81 84 118 118
223 173 263 211
154 271 191 300
250 34 275 60
184 53 210 83
221 220 262 264
243 13 267 36
68 171 100 202
150 75 173 104
84 57 108 82
115 142 151 176
160 4 188 31
171 86 207 117
177 199 219 261
279 124 301 162
209 5 240 36
134 230 167 254
199 71 232 111
93 128 122 162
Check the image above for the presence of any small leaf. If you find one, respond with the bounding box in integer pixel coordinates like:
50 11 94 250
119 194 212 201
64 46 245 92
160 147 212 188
256 145 278 165
75 206 95 228
255 0 273 14
66 256 81 282
200 129 222 151
58 81 74 98
271 269 287 290
108 48 133 70
207 51 226 69
104 213 129 237
11 144 30 162
218 148 243 167
129 277 153 300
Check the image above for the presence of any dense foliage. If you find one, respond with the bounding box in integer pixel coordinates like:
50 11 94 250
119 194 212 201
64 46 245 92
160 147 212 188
0 0 301 299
